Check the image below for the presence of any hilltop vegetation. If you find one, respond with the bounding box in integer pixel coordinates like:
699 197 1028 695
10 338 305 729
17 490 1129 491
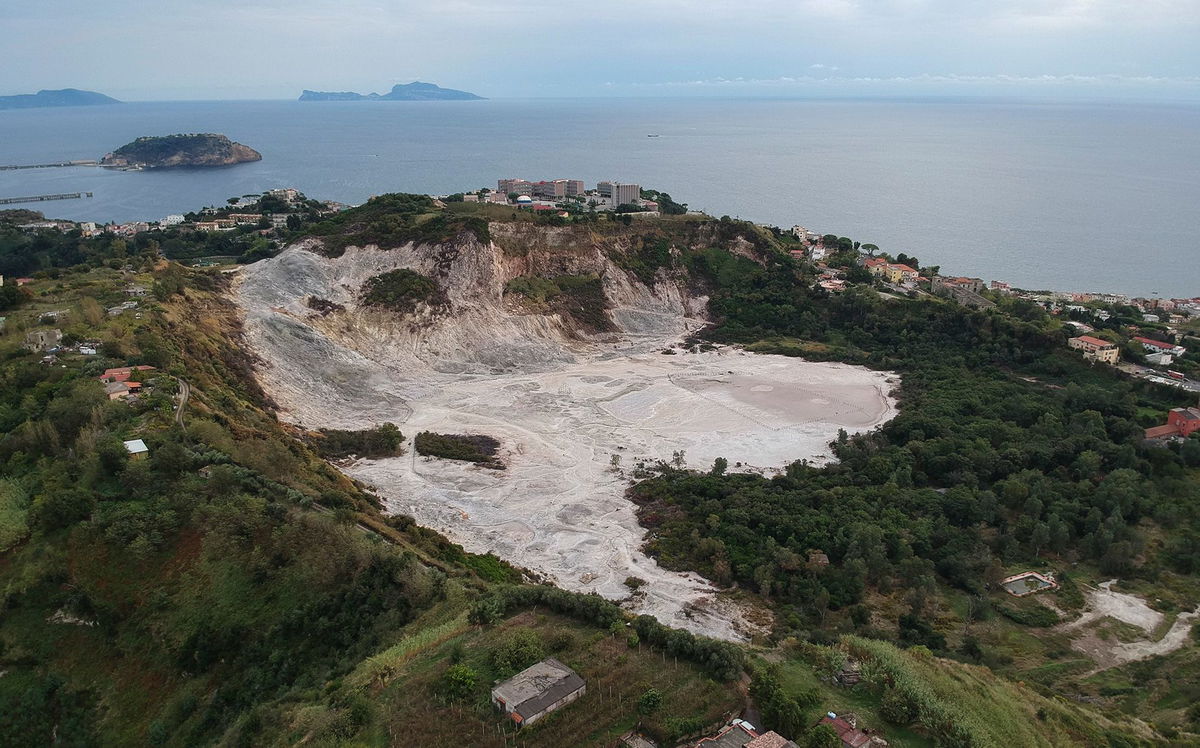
101 133 261 168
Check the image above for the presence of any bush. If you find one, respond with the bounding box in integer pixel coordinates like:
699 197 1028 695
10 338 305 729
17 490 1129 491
414 431 502 468
441 664 479 702
637 688 662 715
360 269 442 313
311 424 404 459
491 629 545 676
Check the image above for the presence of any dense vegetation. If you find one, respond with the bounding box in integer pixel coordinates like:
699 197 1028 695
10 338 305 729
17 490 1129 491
105 133 260 166
505 273 614 332
304 193 490 256
632 241 1200 648
309 423 405 459
415 431 504 469
360 268 443 313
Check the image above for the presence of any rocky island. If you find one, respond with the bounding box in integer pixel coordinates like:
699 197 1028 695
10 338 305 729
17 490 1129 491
299 81 483 101
100 133 262 168
0 88 120 110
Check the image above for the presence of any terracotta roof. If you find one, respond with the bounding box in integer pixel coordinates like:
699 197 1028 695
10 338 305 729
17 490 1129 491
819 716 871 748
888 264 917 273
746 732 798 748
1134 336 1175 349
1144 424 1181 439
1073 335 1113 347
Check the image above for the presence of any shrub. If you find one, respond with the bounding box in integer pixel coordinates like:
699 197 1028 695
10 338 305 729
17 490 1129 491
414 432 502 468
441 664 479 702
490 629 545 676
360 269 441 313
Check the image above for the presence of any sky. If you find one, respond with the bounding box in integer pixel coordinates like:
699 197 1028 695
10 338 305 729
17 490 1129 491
3 0 1200 100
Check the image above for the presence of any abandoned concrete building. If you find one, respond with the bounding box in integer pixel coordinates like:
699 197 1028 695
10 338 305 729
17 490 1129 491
490 658 585 727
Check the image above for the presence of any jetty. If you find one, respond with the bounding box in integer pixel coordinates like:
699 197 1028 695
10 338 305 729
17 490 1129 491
0 192 94 206
0 160 99 170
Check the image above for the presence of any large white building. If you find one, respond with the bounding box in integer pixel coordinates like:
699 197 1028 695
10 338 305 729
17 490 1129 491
597 181 641 206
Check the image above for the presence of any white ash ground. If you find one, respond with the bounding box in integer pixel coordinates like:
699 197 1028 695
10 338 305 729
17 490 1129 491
235 242 898 641
1058 580 1200 671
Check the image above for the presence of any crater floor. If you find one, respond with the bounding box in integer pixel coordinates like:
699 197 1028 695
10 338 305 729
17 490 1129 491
236 246 898 640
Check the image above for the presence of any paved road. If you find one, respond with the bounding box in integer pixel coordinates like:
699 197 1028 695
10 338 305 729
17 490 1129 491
1118 363 1200 394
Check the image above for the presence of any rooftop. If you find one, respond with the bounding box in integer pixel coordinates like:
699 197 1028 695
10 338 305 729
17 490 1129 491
123 438 148 455
491 658 584 721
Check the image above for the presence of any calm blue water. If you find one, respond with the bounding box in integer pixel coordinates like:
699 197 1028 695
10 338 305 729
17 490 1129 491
1 98 1197 297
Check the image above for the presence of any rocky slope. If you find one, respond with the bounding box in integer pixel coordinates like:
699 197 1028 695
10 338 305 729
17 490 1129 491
234 221 897 639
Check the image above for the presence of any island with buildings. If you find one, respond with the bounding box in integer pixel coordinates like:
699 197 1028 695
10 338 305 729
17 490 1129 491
99 134 262 169
299 81 484 101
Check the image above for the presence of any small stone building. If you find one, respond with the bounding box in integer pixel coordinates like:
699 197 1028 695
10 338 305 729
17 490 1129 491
490 657 585 727
24 328 62 352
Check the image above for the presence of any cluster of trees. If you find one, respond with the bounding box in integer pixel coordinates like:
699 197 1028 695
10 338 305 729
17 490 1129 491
311 423 404 459
504 273 613 332
305 193 490 256
414 431 503 468
634 236 1200 642
360 268 444 312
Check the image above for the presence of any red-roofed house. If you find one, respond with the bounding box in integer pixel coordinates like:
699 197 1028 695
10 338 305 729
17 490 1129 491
862 257 888 276
1134 336 1187 357
817 714 888 748
99 365 156 384
884 264 918 285
1067 335 1120 364
1144 407 1200 441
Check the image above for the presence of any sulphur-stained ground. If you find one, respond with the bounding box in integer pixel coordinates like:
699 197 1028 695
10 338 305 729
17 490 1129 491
235 240 898 640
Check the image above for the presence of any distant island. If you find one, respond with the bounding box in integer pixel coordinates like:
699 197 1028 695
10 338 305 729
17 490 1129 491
100 133 262 169
0 88 120 110
299 81 484 102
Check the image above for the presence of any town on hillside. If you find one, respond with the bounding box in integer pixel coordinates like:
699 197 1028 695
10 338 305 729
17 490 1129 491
4 181 1197 400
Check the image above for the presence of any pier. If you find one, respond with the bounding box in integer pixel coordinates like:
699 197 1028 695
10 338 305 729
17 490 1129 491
0 160 99 170
0 192 94 206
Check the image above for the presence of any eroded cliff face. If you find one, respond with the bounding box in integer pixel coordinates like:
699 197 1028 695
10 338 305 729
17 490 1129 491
235 225 897 640
239 228 710 398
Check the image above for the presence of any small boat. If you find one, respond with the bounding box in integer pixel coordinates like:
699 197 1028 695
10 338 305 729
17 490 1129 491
646 134 660 138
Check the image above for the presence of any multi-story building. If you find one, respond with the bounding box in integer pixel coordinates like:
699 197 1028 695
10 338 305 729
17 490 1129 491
532 180 567 198
596 181 641 206
564 180 585 196
1067 335 1120 364
498 178 532 196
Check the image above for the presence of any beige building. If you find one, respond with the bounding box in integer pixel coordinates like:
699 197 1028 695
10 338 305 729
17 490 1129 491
498 178 533 196
1068 335 1120 364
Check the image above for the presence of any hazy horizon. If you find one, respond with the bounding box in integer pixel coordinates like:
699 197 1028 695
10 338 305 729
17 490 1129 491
4 0 1198 102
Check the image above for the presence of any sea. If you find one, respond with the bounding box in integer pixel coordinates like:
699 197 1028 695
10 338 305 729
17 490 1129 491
1 97 1197 297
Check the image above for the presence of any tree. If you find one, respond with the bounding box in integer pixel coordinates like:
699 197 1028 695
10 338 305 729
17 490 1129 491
711 457 728 476
637 688 662 715
880 686 917 725
490 629 545 675
441 664 479 702
804 724 841 748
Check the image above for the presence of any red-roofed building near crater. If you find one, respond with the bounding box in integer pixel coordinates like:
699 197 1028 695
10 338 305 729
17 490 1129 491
1144 406 1200 441
817 713 889 748
98 365 155 384
1067 335 1120 364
